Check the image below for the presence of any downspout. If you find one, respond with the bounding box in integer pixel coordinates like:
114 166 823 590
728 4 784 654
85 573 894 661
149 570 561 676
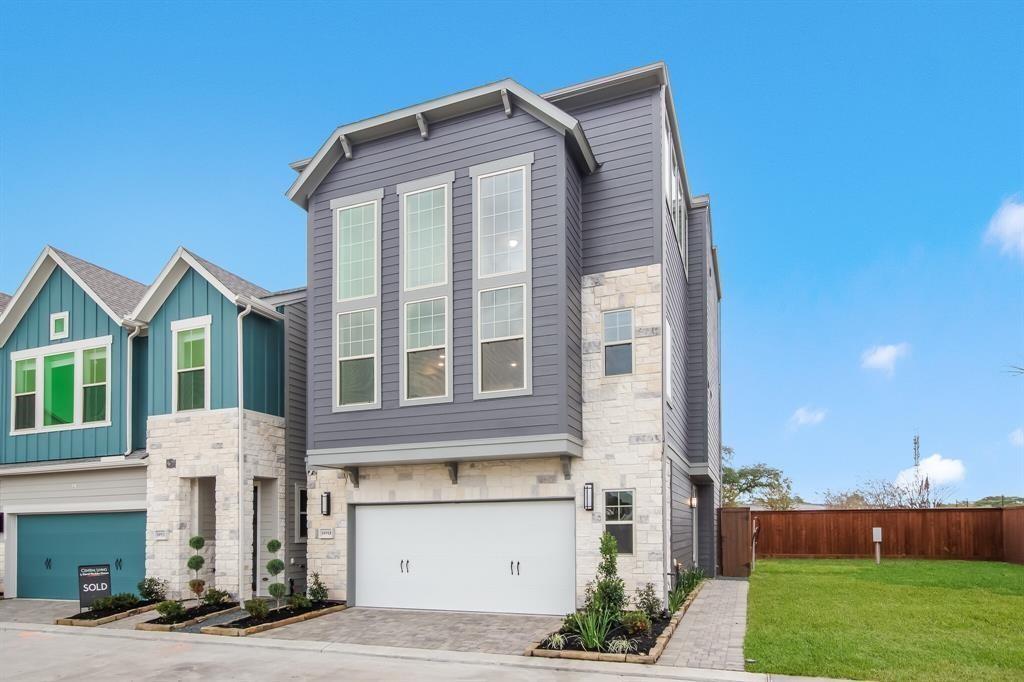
237 302 253 601
124 324 142 456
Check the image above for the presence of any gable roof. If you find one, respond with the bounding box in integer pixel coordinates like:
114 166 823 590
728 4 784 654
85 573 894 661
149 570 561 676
286 79 598 208
131 247 281 323
0 246 147 345
0 293 10 314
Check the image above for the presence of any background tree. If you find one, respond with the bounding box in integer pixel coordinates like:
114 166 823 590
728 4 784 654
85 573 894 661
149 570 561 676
722 446 795 507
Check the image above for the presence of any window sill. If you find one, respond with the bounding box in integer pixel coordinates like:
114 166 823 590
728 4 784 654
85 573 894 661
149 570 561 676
10 420 112 437
474 387 532 401
332 403 381 414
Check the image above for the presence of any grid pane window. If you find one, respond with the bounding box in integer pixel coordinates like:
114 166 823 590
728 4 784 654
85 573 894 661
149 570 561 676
405 298 446 401
337 202 377 300
480 285 525 392
176 327 206 411
603 310 634 376
604 490 634 554
82 347 107 423
43 352 75 426
405 187 447 289
479 286 524 341
478 169 525 277
406 299 445 350
338 310 375 406
14 358 36 431
298 489 308 539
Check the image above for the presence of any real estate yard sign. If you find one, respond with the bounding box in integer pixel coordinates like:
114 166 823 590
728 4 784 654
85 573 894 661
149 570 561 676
78 564 111 609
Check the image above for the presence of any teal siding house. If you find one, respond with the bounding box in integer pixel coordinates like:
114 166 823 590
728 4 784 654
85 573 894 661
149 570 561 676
0 245 305 602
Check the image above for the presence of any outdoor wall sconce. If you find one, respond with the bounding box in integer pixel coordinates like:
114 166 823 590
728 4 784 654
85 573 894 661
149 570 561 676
689 495 698 508
320 491 331 516
583 483 594 511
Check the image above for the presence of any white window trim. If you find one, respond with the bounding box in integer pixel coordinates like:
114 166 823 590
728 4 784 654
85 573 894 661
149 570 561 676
294 483 308 544
604 488 636 556
401 296 451 404
331 188 383 413
397 172 454 407
476 283 530 397
602 308 635 378
334 308 379 411
662 107 689 280
470 153 534 401
665 320 673 405
49 311 69 341
171 315 212 414
9 335 113 436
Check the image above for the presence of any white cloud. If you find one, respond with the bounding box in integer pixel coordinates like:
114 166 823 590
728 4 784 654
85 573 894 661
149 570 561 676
861 343 910 376
984 195 1024 260
1011 428 1024 448
896 453 966 487
789 406 827 429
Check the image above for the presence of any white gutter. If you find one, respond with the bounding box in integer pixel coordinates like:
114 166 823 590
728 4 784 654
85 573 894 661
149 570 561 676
124 324 143 456
236 302 253 601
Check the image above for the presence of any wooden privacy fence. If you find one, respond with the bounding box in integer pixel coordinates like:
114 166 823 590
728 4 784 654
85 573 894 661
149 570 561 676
749 507 1024 563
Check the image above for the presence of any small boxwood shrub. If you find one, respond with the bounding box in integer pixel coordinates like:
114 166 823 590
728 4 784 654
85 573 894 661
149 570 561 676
621 610 652 636
155 600 185 620
203 588 230 606
633 583 661 619
137 577 168 602
244 599 269 620
288 593 312 610
307 572 328 602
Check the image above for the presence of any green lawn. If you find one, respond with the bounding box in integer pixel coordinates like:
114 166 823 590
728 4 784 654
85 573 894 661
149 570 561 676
745 559 1024 682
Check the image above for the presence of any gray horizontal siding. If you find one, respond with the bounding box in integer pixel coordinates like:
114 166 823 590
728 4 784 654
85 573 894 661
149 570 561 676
564 152 584 440
0 466 147 506
559 89 659 275
308 106 574 450
685 207 708 462
283 300 308 590
706 235 721 477
664 204 688 465
670 460 695 570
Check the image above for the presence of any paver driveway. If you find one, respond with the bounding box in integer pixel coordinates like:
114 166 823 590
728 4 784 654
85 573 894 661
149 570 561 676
0 598 77 624
254 606 563 655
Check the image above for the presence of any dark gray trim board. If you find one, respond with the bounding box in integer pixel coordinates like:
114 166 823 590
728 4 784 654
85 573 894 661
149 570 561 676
308 433 583 467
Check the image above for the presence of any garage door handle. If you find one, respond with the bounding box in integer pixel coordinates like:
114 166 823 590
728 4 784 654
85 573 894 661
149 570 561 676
406 560 410 573
400 560 404 573
516 561 520 575
45 558 52 570
510 560 514 575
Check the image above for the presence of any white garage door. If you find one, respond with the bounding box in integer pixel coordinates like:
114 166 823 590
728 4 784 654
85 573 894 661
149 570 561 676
354 500 575 615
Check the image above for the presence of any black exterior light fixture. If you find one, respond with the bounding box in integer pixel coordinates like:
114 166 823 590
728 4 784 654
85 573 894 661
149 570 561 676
320 491 332 516
583 483 594 511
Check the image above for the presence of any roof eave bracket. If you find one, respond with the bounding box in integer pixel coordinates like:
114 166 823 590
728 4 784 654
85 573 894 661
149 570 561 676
415 112 429 140
501 88 513 117
339 134 353 160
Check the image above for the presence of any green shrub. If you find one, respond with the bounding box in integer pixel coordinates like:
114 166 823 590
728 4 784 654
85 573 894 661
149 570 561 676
633 582 661 619
188 579 206 600
568 608 614 651
89 596 115 612
186 535 206 600
265 540 286 608
244 599 269 620
668 566 706 612
621 610 652 636
668 584 686 613
111 593 140 609
307 573 329 602
187 555 205 572
266 538 282 554
288 593 312 610
137 577 168 602
583 532 626 617
188 535 205 552
156 600 185 619
203 588 230 606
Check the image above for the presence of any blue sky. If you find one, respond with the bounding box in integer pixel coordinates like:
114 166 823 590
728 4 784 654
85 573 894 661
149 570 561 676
1 1 1021 501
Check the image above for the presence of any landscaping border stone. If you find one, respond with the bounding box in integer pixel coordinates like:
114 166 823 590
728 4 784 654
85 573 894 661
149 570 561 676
55 602 160 628
135 604 240 632
523 580 706 664
200 603 348 637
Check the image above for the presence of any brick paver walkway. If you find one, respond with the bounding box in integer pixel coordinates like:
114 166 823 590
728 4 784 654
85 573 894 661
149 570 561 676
657 578 748 671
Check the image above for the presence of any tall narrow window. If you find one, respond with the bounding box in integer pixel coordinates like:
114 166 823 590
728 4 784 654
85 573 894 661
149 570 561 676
336 201 377 301
405 298 447 400
604 490 635 554
337 309 375 406
479 285 525 392
13 358 36 431
478 168 526 277
82 347 107 423
603 310 634 376
297 488 308 541
176 327 207 411
43 352 75 426
404 186 447 290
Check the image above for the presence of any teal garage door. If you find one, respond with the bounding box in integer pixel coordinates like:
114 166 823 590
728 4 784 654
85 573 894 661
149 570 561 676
17 512 146 600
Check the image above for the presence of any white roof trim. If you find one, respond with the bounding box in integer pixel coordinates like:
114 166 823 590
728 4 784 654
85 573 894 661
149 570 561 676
0 247 133 346
285 79 597 208
131 247 282 323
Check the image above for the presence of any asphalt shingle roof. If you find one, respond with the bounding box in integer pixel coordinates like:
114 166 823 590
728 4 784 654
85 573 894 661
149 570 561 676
51 248 148 319
0 292 11 314
184 248 271 300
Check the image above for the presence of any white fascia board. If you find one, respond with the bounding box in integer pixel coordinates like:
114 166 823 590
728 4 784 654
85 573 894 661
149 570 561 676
0 456 147 477
286 79 596 207
0 247 129 346
132 248 239 322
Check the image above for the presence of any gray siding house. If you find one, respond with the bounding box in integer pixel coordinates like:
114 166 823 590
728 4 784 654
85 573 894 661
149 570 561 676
291 63 722 615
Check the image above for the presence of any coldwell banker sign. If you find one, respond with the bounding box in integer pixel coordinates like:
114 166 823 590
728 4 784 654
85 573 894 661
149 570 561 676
78 564 111 609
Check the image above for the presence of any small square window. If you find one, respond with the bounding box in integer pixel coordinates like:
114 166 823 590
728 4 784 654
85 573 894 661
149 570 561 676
602 310 633 377
50 312 69 341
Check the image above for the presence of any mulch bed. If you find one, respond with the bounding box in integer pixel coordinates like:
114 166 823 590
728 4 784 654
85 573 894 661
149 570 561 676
67 600 160 621
540 613 671 654
149 602 240 625
220 600 344 629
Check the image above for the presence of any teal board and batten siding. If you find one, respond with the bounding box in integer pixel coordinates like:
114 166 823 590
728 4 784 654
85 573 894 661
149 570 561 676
0 268 128 464
146 267 283 418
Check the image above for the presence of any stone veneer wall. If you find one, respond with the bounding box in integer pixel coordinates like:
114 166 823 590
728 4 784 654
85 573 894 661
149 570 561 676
306 264 666 606
145 408 286 599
